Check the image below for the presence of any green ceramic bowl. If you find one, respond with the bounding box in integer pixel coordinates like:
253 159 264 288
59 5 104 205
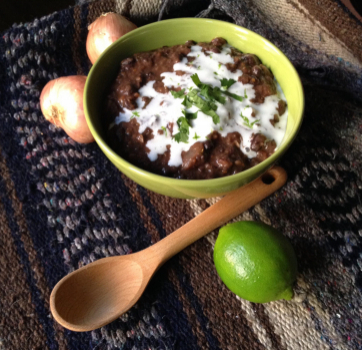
84 18 304 199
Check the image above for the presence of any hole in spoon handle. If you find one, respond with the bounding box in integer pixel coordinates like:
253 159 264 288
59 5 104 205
261 166 287 188
261 172 276 185
205 166 287 226
152 166 287 264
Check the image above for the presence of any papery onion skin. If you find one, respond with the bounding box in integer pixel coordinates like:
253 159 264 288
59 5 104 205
40 76 95 144
86 12 137 64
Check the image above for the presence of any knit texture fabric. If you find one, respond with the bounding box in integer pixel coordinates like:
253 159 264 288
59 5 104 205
0 0 361 349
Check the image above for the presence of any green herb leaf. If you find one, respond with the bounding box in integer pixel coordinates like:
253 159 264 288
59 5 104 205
190 73 201 86
214 71 218 75
219 78 244 101
131 111 140 119
182 109 198 120
223 90 244 102
171 89 186 99
200 85 226 105
240 112 260 129
192 74 242 103
186 89 220 124
178 116 191 128
220 78 236 90
191 74 226 105
193 133 200 140
218 63 222 69
188 76 222 124
173 117 191 143
182 96 193 108
244 89 248 99
173 132 189 143
161 126 167 137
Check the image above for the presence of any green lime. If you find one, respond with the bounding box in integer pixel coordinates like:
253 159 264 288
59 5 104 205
213 221 297 303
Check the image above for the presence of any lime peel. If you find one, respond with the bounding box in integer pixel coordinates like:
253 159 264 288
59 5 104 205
279 286 294 301
213 221 297 303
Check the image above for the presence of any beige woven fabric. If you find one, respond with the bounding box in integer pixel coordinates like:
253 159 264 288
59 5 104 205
130 0 163 18
250 0 361 67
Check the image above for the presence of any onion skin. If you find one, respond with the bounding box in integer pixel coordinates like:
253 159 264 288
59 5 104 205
40 76 95 144
86 13 137 64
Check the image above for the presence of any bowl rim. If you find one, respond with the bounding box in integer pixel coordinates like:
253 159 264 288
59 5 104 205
84 17 304 188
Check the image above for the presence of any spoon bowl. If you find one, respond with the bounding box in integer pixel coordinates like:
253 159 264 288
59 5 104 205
50 167 287 332
51 256 150 330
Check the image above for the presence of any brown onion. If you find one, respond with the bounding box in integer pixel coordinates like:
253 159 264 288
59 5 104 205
40 76 94 144
86 12 137 64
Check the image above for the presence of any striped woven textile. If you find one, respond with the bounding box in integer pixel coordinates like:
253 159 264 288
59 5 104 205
0 0 361 349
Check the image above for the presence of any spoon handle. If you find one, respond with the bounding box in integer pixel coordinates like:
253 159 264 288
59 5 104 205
149 166 287 264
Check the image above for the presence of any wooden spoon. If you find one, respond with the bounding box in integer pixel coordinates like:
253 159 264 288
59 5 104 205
50 166 287 332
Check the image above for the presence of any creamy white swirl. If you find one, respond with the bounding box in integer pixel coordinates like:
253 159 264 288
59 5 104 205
113 44 288 167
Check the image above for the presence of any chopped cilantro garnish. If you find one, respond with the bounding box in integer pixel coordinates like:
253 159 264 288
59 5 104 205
218 63 222 69
200 85 226 104
173 109 199 143
193 133 200 140
220 78 236 90
197 66 201 70
240 112 260 129
173 117 191 143
209 54 213 59
214 72 218 75
182 109 198 120
182 95 193 108
191 74 225 105
223 90 244 102
171 89 186 98
192 74 244 103
187 74 248 124
190 73 201 86
161 126 167 136
244 89 248 98
131 111 140 118
186 89 220 124
173 132 189 143
220 126 223 131
219 78 244 100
